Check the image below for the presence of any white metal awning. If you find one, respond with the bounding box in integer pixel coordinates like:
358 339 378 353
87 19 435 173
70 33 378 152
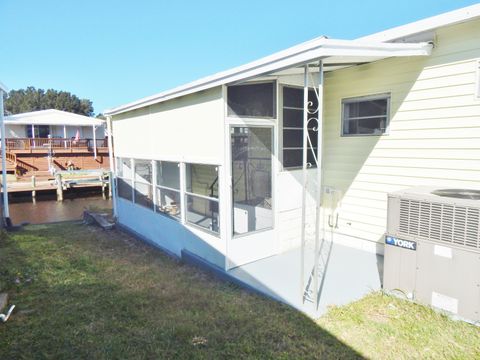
105 37 432 115
4 109 105 127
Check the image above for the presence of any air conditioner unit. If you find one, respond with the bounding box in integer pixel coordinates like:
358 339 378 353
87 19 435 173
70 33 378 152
384 186 480 323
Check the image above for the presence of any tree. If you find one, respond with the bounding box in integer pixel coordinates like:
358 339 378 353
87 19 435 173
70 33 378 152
4 87 94 116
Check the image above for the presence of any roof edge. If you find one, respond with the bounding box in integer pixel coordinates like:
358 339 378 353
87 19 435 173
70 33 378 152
105 39 432 116
105 4 480 116
5 109 105 124
358 3 480 42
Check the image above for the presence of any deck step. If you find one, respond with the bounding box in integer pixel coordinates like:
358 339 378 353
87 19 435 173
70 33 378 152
83 211 114 230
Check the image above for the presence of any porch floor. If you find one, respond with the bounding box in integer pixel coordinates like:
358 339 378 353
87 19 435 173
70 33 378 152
227 241 383 318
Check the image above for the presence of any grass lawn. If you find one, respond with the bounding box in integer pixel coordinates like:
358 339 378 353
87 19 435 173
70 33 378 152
0 223 478 359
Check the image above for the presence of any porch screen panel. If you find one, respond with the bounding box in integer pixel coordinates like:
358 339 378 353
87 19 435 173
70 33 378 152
282 87 318 169
227 82 276 118
133 159 153 209
155 161 181 220
116 158 133 201
231 126 273 235
185 164 219 234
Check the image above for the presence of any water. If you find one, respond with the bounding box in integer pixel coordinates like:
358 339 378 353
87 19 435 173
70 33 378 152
8 190 112 225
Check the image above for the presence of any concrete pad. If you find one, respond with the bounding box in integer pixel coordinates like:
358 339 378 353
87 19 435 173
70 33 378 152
228 241 383 318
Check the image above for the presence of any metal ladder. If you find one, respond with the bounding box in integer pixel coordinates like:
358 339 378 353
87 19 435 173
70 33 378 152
302 187 341 307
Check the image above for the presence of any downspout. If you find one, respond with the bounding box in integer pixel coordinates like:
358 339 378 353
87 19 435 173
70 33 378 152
0 88 10 226
106 115 117 218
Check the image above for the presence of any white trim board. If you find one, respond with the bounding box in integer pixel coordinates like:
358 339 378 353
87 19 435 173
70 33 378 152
105 40 432 116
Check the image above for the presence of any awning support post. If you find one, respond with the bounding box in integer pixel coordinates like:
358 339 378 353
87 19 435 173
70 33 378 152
313 60 324 306
106 116 117 217
300 65 309 302
63 125 67 148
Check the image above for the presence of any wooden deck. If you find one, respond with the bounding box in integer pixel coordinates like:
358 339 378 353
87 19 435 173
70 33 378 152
0 137 110 177
6 137 108 153
1 170 112 201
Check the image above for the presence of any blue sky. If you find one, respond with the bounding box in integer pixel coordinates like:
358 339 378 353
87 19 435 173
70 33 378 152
1 0 478 114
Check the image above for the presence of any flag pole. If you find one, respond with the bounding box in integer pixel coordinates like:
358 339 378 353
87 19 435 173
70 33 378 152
0 81 11 227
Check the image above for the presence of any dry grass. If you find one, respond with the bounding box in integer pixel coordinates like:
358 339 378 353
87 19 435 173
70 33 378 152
0 222 360 359
318 292 480 359
0 222 478 359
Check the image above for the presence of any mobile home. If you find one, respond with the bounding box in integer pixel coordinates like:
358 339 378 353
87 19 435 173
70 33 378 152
1 109 109 176
105 5 480 316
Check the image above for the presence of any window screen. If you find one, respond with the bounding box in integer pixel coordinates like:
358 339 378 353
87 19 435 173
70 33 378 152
155 161 181 220
342 94 390 136
133 159 153 209
282 86 319 169
185 164 219 234
227 82 276 118
116 158 133 201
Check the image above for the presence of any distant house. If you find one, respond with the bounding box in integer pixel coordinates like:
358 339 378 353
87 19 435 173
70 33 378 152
1 109 109 176
4 109 105 139
104 5 480 316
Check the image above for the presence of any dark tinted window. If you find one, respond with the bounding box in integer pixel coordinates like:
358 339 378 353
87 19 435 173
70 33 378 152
342 95 389 136
282 87 319 169
227 82 276 118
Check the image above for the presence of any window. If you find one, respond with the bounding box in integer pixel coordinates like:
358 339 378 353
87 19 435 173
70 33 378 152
26 125 50 138
133 159 153 209
342 94 390 136
116 158 133 201
155 161 181 220
476 60 480 99
282 86 319 169
231 126 273 235
185 164 219 234
227 82 276 118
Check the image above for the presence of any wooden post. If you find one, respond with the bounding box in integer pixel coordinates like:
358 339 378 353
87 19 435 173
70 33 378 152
56 173 63 201
108 171 113 198
93 125 97 160
31 175 36 199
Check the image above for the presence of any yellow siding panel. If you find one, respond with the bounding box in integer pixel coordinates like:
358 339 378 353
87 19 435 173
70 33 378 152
322 18 480 247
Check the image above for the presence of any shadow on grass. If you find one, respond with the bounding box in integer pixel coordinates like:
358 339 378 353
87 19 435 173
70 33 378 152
0 223 364 359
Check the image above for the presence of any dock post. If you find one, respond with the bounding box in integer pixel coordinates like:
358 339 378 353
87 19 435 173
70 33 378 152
101 174 106 199
31 175 36 200
108 172 113 198
56 173 63 201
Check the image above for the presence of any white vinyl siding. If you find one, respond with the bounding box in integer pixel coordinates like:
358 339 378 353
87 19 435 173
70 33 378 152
318 18 480 246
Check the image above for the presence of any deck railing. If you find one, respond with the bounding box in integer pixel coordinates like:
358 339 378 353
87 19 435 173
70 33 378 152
4 138 108 151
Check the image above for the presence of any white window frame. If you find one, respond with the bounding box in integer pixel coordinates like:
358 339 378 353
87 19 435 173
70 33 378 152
226 80 277 119
116 157 134 202
133 158 154 210
154 160 182 221
476 59 480 100
341 93 391 137
184 163 220 237
280 84 319 170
